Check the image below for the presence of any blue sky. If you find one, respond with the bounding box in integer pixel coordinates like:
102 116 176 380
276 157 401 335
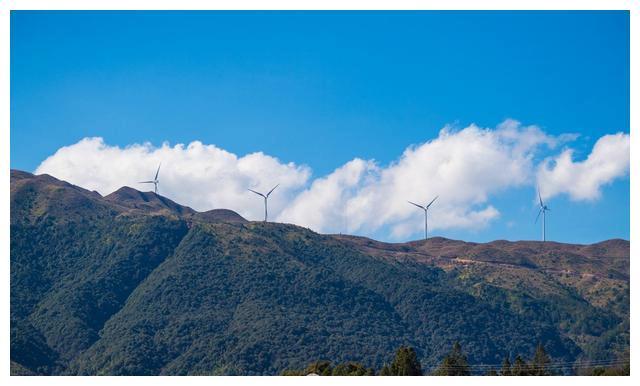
11 11 630 243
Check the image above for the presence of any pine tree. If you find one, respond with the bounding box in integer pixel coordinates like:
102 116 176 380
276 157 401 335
500 356 512 376
380 364 392 376
512 355 528 376
388 346 423 375
530 343 552 376
434 341 470 376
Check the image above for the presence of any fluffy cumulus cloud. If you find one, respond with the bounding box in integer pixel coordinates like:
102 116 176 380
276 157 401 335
34 120 630 239
536 133 630 201
277 158 380 232
279 119 559 237
35 138 311 221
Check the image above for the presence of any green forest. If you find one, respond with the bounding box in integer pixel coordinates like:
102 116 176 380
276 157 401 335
10 170 630 376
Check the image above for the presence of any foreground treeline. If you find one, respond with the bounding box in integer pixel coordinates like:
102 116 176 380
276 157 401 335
282 342 630 376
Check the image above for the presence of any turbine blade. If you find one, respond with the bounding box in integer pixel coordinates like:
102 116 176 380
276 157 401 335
535 208 542 223
538 188 544 207
248 189 266 198
407 201 425 210
426 195 439 208
139 181 155 184
266 184 279 197
155 163 161 180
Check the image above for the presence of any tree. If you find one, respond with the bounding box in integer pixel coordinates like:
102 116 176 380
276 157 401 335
304 360 332 375
286 360 373 376
590 363 630 376
381 346 423 375
433 341 470 376
500 356 512 376
512 355 528 376
332 363 349 376
530 343 551 375
380 364 392 376
331 362 371 376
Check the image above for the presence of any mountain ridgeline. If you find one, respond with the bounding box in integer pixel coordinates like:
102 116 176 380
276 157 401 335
10 170 629 375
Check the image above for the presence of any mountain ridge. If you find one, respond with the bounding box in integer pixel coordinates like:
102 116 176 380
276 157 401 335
11 170 248 224
12 169 627 246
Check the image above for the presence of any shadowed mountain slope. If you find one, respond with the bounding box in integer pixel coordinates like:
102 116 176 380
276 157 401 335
10 170 629 375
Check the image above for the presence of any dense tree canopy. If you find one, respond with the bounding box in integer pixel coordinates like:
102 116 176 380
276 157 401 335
10 171 630 375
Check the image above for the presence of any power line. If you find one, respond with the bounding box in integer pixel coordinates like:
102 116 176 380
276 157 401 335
424 359 629 371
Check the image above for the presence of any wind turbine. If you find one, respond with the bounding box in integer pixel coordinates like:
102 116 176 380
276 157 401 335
408 195 438 240
248 184 279 222
139 163 161 194
536 189 550 242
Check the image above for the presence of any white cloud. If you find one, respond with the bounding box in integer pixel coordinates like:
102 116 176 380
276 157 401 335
277 120 555 238
35 137 311 221
33 121 629 240
536 133 630 201
277 158 380 233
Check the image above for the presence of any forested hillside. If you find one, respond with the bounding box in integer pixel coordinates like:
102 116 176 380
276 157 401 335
10 170 629 375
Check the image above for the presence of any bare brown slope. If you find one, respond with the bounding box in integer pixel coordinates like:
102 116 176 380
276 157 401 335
332 235 628 278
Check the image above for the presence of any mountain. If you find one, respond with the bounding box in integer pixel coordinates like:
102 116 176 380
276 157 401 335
10 170 629 375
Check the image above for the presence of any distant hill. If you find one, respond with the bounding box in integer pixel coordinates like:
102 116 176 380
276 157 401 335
10 170 629 375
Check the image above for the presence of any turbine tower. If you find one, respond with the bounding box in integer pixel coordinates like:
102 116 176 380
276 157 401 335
408 196 438 240
139 163 161 194
536 190 550 242
248 184 279 222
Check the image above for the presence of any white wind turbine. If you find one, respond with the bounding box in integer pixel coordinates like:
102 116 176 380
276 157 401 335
139 163 161 194
536 189 550 242
408 196 438 240
248 184 279 222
